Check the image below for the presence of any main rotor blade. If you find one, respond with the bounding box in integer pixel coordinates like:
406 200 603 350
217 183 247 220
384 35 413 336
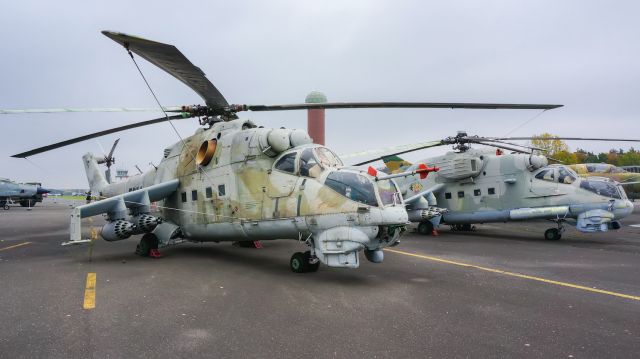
490 136 640 142
350 141 446 166
244 102 563 111
0 107 182 114
102 31 229 109
12 114 184 158
474 141 529 154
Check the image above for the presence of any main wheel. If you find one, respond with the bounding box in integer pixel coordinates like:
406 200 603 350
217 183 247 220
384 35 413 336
19 199 36 207
290 252 308 273
135 233 159 256
304 251 320 272
3 204 9 210
417 221 433 235
544 228 560 241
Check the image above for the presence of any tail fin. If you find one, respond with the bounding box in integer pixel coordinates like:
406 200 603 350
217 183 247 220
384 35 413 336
82 153 108 194
382 155 412 174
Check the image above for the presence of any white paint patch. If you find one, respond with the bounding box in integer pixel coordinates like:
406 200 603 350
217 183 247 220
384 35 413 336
629 224 640 228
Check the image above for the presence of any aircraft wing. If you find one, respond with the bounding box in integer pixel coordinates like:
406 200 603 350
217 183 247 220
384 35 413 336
68 179 179 243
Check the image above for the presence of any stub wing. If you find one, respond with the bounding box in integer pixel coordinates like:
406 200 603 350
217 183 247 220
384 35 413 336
67 179 179 244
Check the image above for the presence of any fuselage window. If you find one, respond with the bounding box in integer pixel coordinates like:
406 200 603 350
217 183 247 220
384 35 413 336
181 192 187 202
488 187 496 195
218 184 226 197
535 169 555 182
206 187 213 198
192 190 198 201
445 192 452 199
274 153 297 174
457 191 464 198
474 189 481 196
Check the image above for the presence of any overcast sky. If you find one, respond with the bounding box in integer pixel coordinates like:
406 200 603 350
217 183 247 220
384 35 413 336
2 0 639 188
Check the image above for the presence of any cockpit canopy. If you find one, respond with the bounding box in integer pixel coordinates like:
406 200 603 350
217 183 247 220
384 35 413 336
272 146 400 207
534 165 578 184
579 177 626 199
273 146 343 177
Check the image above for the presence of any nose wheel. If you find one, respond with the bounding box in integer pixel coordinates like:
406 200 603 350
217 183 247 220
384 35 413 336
290 251 320 273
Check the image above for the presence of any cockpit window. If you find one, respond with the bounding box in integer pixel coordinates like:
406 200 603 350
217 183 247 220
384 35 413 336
316 147 342 168
557 166 576 184
325 171 378 206
376 179 400 206
580 179 621 199
299 148 322 178
274 153 297 174
535 169 555 182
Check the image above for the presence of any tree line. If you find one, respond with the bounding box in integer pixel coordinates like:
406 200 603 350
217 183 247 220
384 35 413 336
530 133 640 166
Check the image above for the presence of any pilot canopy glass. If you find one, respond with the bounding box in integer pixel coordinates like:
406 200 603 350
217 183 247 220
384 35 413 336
325 171 378 207
580 179 623 199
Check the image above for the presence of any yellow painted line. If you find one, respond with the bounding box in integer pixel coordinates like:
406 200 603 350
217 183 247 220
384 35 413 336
0 242 32 252
83 273 96 310
384 248 640 302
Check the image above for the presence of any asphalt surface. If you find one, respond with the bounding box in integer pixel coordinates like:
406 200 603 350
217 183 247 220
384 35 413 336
1 199 639 358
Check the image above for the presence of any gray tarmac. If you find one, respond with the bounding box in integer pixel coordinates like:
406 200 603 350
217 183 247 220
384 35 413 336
1 199 639 358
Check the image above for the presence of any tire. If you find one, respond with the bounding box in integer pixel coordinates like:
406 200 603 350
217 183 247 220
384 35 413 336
135 233 158 256
3 204 9 210
544 228 560 241
304 251 320 272
417 221 433 235
290 252 308 273
20 199 36 208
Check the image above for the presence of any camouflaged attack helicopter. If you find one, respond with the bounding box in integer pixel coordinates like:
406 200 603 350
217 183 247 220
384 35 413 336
351 132 638 241
5 31 561 272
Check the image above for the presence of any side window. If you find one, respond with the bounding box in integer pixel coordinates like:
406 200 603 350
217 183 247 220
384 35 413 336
445 192 452 199
535 169 555 182
274 153 297 174
457 191 464 198
488 188 495 195
474 189 481 196
181 192 187 202
218 184 226 197
206 187 213 198
191 190 198 201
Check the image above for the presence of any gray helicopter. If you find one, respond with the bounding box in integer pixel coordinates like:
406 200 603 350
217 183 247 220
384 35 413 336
0 178 50 210
352 132 637 240
5 31 560 271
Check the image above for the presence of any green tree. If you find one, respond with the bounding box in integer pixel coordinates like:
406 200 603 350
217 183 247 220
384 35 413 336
530 133 570 155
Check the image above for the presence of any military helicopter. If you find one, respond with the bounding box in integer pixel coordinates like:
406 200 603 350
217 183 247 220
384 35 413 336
350 132 638 240
0 178 50 210
4 31 560 272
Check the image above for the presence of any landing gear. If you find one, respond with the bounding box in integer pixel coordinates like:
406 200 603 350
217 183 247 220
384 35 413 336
544 228 562 241
290 250 319 273
452 224 475 231
19 199 36 208
135 233 160 257
544 220 565 241
417 221 434 235
1 201 9 210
